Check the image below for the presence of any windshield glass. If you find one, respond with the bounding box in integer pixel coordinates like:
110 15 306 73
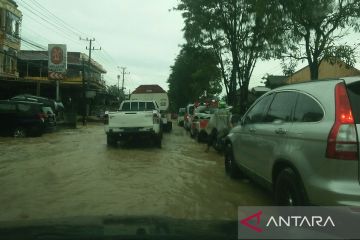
42 107 53 114
1 0 359 238
178 108 185 116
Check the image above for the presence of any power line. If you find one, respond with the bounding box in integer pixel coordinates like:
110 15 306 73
17 0 120 86
26 0 89 38
17 0 79 41
18 6 83 48
21 37 47 50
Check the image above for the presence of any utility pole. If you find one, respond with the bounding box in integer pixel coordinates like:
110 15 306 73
80 37 101 121
81 58 86 126
117 74 121 101
117 66 130 99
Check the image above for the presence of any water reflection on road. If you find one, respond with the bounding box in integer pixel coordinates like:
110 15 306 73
0 123 272 222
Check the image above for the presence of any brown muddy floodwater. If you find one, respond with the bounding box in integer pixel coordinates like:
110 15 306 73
0 123 273 223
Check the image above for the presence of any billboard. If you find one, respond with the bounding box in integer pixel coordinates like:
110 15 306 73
48 44 67 80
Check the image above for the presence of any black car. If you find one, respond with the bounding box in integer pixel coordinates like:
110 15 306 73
41 106 57 131
11 94 64 114
0 100 46 137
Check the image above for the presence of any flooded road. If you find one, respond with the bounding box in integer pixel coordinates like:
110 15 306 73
0 123 273 222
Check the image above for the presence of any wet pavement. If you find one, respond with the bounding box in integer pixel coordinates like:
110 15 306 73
0 123 273 222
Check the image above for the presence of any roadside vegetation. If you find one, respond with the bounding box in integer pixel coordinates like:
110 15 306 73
169 0 360 113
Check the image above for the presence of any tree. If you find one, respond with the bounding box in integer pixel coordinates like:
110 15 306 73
167 45 222 112
278 0 360 80
176 0 283 112
106 85 123 101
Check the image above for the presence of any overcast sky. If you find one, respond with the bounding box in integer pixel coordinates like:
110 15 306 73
17 0 360 94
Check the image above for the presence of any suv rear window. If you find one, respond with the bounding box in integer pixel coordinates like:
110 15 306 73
178 108 185 116
347 82 360 123
139 102 146 111
293 94 324 122
265 92 297 123
0 102 16 113
146 102 156 110
42 107 54 114
121 102 130 111
121 102 156 111
18 103 32 113
131 102 139 111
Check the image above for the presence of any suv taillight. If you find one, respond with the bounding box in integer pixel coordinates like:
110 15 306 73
199 119 208 129
326 83 359 160
38 113 45 121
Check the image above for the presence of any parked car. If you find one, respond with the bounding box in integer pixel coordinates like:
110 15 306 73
190 105 214 142
11 94 64 115
206 106 233 151
0 100 46 137
184 104 194 131
225 77 360 206
177 108 186 126
42 106 57 132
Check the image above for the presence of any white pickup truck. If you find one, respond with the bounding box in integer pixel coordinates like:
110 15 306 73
105 100 162 148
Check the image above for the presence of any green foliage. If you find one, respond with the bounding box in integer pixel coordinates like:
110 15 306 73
324 44 359 67
278 0 360 79
167 45 222 112
106 85 123 100
281 59 297 76
176 0 283 113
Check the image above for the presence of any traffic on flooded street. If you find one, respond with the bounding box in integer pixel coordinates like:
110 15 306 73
0 123 272 223
1 0 360 239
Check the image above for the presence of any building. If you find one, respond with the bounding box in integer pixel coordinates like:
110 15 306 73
286 59 360 84
0 0 21 79
132 84 167 94
19 51 106 90
0 50 107 115
263 75 288 89
0 1 109 114
247 86 271 106
131 84 169 111
17 50 106 107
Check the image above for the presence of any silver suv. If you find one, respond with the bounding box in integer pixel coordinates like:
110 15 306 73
225 77 360 206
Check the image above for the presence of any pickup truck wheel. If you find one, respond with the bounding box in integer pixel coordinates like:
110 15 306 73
107 134 117 147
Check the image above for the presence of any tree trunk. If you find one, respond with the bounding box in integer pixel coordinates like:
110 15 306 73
240 80 249 114
227 67 237 106
309 60 319 80
226 41 239 107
